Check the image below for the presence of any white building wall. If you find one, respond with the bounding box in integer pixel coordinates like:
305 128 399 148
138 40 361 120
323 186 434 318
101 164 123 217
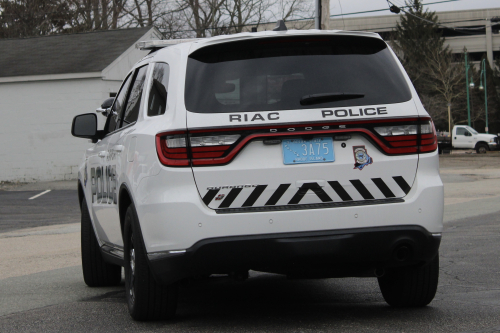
0 27 160 182
0 78 121 182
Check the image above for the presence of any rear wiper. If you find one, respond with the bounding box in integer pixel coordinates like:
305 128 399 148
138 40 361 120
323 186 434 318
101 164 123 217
300 92 365 106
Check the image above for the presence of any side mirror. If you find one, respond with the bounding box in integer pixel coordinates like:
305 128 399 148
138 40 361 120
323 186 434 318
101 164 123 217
96 97 115 117
71 113 99 142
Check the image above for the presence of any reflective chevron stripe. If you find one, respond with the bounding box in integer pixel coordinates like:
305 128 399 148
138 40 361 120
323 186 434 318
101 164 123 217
350 180 375 200
201 177 411 208
328 181 353 201
202 189 219 205
288 183 332 204
393 176 411 194
265 184 290 206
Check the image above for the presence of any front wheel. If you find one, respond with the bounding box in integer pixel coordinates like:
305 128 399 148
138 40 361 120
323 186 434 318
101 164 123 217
124 204 178 321
378 253 439 307
476 143 488 154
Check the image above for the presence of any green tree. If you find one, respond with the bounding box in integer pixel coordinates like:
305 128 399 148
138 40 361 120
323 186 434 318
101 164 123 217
391 0 445 94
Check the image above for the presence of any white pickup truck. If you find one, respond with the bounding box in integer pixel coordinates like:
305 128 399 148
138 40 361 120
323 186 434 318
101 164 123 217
438 125 498 153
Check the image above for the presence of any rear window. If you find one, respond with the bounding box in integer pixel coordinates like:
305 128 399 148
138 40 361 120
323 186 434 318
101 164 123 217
185 35 412 113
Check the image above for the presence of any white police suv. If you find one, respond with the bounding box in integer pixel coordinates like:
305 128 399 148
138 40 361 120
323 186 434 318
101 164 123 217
72 28 443 321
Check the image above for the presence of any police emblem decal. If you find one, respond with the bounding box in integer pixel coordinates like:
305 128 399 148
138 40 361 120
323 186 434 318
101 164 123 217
353 146 373 170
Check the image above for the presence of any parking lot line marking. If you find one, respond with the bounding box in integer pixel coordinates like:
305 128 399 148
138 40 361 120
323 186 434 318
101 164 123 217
28 190 51 200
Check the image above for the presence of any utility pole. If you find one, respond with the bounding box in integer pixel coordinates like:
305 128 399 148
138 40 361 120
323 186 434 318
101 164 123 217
465 52 471 127
315 0 321 29
315 0 330 30
486 18 494 68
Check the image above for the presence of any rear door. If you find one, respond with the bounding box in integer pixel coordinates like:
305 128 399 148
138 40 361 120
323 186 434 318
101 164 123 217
183 35 426 211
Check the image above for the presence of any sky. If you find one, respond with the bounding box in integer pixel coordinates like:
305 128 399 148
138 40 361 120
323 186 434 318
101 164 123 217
331 0 500 18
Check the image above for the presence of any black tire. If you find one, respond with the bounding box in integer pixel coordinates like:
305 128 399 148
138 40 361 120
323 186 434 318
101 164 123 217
476 143 488 154
124 204 178 321
81 199 122 287
378 253 439 307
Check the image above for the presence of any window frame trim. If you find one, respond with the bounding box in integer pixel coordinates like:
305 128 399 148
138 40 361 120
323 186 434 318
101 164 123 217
103 71 133 136
118 64 150 129
144 61 171 119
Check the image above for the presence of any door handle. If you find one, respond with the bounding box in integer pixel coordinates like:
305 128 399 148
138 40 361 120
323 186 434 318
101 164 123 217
98 151 108 158
112 145 125 153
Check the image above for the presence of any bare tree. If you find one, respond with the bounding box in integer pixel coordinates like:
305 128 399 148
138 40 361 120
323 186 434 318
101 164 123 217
69 0 126 30
424 48 465 129
223 0 270 34
175 0 225 37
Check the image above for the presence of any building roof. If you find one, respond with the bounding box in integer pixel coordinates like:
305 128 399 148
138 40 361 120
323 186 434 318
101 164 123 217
0 27 156 78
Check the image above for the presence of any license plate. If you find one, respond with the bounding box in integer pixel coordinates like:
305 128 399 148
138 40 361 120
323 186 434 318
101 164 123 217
282 137 335 165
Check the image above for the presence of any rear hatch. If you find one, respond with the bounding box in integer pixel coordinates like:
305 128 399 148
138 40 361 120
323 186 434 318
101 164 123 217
166 35 436 211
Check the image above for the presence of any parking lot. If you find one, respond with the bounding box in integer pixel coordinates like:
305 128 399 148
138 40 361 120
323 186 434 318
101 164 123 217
1 154 500 332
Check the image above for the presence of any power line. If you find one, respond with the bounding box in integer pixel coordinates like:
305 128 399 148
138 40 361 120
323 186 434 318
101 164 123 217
386 0 490 35
330 0 461 18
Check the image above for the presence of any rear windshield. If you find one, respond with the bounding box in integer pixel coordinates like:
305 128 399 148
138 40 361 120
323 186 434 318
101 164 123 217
185 35 412 113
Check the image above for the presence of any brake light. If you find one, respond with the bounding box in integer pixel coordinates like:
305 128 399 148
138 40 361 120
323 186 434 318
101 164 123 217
156 132 240 166
156 117 437 167
418 120 438 153
156 131 190 166
374 119 437 154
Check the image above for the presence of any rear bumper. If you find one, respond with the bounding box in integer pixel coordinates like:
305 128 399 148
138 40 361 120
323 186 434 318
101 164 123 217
148 225 441 285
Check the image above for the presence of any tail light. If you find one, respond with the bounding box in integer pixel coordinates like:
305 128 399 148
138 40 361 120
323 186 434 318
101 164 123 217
156 131 190 166
156 117 437 167
156 132 241 166
374 119 437 154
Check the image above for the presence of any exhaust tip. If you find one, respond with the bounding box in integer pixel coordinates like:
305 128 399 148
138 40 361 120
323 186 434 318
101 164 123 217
374 268 385 277
394 245 412 262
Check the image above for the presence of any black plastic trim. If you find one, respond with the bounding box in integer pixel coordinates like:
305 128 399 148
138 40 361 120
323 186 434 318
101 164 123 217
147 225 441 285
101 244 125 266
215 198 404 214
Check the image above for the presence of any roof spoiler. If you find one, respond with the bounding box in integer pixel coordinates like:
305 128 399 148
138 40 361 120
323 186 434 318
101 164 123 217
136 39 201 50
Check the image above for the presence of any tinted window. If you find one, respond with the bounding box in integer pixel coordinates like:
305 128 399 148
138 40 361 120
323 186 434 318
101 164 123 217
456 128 466 135
148 63 170 116
122 65 148 126
185 36 412 113
106 73 132 133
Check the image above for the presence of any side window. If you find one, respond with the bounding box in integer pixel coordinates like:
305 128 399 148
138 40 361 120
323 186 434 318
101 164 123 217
121 65 149 127
106 73 133 133
456 128 466 136
148 63 170 116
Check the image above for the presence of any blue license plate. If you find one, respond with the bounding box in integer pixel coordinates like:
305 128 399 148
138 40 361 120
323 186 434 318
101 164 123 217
282 137 335 165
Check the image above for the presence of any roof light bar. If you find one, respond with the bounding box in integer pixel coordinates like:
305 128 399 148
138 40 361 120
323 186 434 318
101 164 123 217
136 39 201 50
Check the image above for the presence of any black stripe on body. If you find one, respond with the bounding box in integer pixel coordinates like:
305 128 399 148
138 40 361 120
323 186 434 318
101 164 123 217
202 189 219 205
288 183 332 205
265 184 291 206
328 181 353 201
350 180 375 200
393 176 411 195
372 178 396 198
219 188 243 208
242 185 268 207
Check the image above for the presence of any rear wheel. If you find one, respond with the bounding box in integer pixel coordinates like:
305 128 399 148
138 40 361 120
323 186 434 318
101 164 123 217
378 253 439 307
81 199 121 287
124 204 178 321
476 143 488 154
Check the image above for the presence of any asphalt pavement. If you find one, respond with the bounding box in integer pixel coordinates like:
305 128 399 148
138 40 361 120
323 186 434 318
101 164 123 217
1 156 500 332
0 189 79 233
